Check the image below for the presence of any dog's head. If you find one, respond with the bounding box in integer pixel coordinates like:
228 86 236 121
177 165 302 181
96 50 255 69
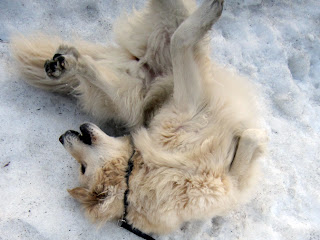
59 123 132 221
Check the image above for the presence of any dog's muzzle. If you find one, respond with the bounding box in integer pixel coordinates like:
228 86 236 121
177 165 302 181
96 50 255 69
59 123 94 145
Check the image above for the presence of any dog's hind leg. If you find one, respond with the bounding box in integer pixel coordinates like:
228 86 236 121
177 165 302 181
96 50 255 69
170 0 224 112
229 129 268 191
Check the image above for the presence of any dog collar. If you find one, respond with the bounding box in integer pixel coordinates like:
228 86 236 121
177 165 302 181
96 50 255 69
119 149 155 240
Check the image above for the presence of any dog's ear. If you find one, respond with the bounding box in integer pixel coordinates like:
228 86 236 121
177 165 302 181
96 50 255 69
68 187 98 205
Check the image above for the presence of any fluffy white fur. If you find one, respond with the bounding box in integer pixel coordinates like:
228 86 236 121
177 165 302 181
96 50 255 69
11 0 267 235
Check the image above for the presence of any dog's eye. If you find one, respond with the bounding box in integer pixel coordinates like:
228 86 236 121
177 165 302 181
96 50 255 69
81 164 86 174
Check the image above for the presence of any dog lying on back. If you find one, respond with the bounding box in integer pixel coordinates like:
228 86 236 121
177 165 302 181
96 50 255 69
11 0 267 235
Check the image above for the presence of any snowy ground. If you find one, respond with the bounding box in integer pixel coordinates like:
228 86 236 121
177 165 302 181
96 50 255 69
0 0 319 239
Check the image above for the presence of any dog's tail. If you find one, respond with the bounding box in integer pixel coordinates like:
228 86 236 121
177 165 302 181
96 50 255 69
11 34 78 93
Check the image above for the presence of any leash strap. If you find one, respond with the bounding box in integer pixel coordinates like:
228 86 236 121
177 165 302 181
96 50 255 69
120 150 155 240
121 221 155 240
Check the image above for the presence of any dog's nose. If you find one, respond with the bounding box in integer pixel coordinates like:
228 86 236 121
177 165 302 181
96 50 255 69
59 130 80 145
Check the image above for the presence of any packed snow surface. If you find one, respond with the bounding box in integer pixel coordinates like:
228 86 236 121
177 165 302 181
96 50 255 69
0 0 319 239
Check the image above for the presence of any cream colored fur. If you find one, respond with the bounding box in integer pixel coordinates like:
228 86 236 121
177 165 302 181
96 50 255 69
11 0 267 235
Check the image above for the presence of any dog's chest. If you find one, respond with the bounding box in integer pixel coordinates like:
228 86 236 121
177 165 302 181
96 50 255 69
149 108 213 151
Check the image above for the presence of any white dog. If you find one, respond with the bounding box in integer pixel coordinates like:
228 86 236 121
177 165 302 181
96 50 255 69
11 0 267 237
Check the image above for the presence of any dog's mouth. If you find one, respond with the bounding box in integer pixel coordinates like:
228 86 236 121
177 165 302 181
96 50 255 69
59 123 93 146
79 124 93 145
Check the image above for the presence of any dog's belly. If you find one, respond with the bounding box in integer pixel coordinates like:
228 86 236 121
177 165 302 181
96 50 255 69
147 105 214 152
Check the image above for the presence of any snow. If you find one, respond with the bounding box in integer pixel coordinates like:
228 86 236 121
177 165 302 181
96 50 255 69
0 0 319 239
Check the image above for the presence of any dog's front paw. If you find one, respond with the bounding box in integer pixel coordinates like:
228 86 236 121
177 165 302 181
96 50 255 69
44 45 80 79
44 54 67 78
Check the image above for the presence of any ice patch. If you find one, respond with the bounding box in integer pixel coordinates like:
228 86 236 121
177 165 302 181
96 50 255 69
273 91 305 118
0 219 48 240
288 52 310 80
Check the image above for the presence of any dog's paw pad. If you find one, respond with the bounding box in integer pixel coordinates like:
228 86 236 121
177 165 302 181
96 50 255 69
44 54 66 78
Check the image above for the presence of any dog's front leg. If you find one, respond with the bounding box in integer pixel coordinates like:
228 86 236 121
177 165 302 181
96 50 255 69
44 45 122 100
44 45 80 79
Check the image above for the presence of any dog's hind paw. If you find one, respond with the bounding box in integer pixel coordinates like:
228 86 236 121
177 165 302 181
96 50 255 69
44 54 67 78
